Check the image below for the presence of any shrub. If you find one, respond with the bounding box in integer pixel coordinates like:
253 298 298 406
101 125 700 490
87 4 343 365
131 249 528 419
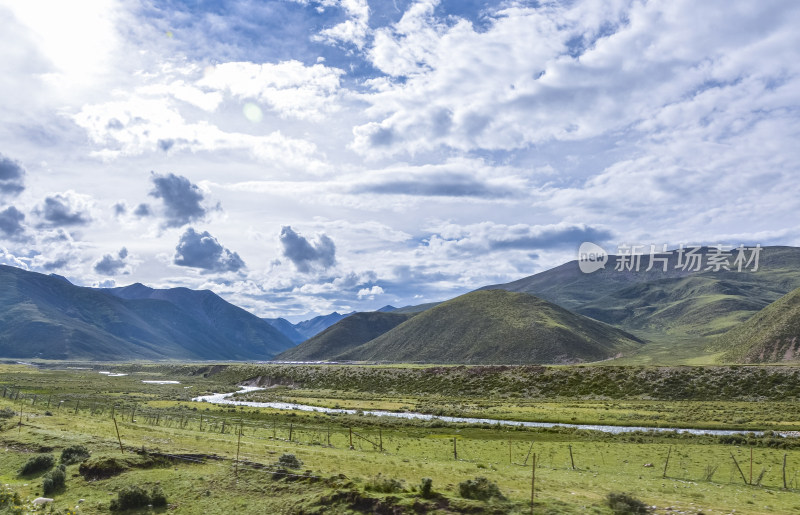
607 492 651 514
420 477 433 499
458 477 504 501
110 485 167 511
0 407 15 419
19 454 55 475
60 445 90 465
150 486 168 507
42 465 66 495
277 453 303 469
365 475 404 493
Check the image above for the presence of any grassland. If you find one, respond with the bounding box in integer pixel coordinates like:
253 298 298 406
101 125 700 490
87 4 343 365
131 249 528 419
2 363 800 514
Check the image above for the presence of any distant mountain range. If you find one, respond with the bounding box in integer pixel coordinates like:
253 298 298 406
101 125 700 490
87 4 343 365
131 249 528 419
277 311 414 361
0 265 293 361
264 311 356 344
2 245 800 364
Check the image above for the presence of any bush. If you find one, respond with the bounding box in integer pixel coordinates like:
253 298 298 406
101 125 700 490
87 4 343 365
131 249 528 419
150 486 168 507
458 477 504 501
0 407 15 419
607 492 651 514
365 475 404 493
420 477 433 499
42 465 66 495
60 445 90 465
19 454 55 475
110 485 168 511
277 453 303 469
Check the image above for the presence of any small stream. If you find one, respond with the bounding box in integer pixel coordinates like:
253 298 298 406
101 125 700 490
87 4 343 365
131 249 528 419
191 387 786 437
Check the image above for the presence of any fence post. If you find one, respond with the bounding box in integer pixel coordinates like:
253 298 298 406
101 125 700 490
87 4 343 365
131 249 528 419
530 452 536 514
113 417 124 453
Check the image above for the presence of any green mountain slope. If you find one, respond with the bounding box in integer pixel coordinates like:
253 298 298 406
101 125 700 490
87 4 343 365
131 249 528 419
0 265 293 360
716 287 800 363
293 312 354 339
336 290 643 364
276 311 414 361
482 246 800 340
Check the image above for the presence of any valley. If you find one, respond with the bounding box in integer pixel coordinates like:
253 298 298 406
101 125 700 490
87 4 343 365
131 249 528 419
2 363 800 514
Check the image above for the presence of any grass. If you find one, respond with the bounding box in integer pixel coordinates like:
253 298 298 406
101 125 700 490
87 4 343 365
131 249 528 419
2 363 800 513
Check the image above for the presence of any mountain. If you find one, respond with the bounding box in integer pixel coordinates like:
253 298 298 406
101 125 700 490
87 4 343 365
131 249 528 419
481 246 800 338
276 311 414 361
293 311 354 339
716 287 800 363
263 317 306 344
0 265 294 361
393 302 441 314
335 290 643 364
376 305 397 312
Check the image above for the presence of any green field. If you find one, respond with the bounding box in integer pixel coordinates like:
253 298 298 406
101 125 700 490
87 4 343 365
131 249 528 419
2 363 800 514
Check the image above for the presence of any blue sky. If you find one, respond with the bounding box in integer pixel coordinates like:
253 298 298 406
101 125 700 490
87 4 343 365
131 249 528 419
1 0 799 321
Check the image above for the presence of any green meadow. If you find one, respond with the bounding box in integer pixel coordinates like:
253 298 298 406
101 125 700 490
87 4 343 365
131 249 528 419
1 363 800 514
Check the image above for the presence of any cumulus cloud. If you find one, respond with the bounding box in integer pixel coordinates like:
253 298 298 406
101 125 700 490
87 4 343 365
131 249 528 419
149 172 210 228
0 206 27 240
72 96 327 173
0 153 26 196
198 60 344 120
33 191 92 227
357 285 384 298
353 0 800 160
280 226 336 273
93 247 131 276
312 0 371 49
174 228 245 272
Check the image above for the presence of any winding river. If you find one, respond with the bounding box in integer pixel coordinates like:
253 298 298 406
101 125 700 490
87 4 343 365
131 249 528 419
191 387 786 437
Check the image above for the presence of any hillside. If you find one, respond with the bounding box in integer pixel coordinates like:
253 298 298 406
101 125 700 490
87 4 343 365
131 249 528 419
482 246 800 339
716 287 800 363
0 265 294 360
276 311 414 361
336 290 643 364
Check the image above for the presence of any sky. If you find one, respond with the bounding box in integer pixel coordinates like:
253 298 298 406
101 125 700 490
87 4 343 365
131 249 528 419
1 0 799 321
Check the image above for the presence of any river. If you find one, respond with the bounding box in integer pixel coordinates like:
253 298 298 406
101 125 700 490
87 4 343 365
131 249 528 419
191 387 788 437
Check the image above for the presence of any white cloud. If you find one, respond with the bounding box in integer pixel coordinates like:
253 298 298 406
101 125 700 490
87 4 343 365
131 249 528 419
314 0 371 49
357 285 384 298
72 95 328 173
198 61 344 120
